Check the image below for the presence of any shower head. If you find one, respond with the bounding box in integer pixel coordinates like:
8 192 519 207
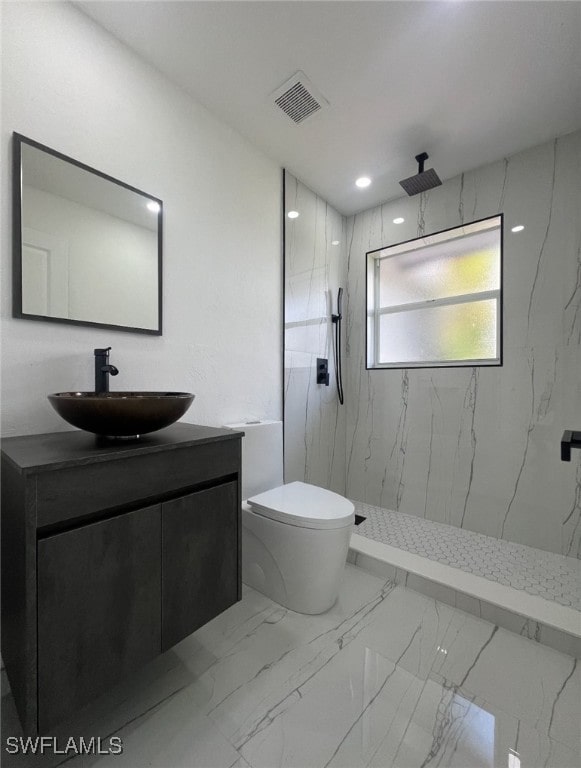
399 152 442 196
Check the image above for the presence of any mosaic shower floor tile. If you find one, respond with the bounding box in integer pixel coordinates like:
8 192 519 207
352 501 581 611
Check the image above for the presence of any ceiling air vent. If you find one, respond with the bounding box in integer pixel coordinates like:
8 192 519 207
271 71 329 125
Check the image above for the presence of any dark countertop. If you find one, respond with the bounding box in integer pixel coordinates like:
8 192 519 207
1 422 244 475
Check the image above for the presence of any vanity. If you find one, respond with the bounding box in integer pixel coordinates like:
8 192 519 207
1 423 242 734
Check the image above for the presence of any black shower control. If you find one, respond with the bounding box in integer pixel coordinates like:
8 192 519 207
561 430 581 461
316 358 330 386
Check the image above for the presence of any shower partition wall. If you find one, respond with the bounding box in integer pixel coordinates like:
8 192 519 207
283 172 347 494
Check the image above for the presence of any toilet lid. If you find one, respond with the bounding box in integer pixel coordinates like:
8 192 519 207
247 481 355 530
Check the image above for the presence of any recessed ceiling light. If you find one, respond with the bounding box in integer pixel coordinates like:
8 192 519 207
331 240 340 246
511 225 524 232
147 201 160 213
355 176 371 188
393 217 405 224
287 210 300 219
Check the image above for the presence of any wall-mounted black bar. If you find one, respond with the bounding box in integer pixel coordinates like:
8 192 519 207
561 430 581 461
331 287 345 404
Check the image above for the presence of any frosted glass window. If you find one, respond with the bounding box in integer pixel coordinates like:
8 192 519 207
378 299 498 365
367 216 502 368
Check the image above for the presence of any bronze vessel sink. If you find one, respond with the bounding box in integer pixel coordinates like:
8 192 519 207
48 392 195 437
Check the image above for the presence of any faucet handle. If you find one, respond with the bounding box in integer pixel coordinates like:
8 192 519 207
94 347 112 355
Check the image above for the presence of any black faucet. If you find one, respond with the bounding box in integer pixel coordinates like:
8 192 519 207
561 430 581 461
94 347 119 394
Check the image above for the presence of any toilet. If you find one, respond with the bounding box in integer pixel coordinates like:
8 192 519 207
225 421 354 614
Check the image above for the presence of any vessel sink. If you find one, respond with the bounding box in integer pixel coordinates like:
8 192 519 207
48 392 195 437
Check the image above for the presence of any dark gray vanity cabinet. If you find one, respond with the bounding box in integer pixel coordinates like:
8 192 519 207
1 423 242 735
38 504 162 731
162 482 238 651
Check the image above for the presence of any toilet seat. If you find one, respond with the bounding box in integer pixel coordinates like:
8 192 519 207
247 481 354 530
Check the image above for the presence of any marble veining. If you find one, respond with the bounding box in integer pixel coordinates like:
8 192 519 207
285 133 581 558
354 500 581 610
2 565 579 768
342 131 581 558
284 173 347 496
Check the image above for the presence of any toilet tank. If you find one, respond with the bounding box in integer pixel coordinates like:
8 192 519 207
224 420 283 500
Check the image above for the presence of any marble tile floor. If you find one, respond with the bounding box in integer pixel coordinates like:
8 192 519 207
353 502 581 611
1 565 579 768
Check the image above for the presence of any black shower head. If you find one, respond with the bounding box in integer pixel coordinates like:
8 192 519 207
399 152 442 196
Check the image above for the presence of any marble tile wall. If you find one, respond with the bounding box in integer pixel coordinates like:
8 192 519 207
284 133 580 557
284 172 347 494
344 131 581 557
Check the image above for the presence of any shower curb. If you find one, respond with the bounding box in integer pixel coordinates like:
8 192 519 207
348 534 581 659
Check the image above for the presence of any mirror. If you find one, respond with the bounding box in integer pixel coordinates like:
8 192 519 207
13 133 162 334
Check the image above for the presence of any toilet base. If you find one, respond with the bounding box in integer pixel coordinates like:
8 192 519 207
241 504 352 614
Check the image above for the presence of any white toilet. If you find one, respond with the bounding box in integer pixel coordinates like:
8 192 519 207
225 421 354 614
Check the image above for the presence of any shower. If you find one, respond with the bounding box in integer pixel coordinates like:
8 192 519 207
399 152 442 195
331 288 344 405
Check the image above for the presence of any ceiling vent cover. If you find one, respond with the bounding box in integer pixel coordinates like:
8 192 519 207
272 71 329 125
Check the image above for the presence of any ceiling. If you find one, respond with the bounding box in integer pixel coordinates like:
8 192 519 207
78 1 581 216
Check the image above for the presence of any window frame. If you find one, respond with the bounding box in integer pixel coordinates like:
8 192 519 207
366 214 503 370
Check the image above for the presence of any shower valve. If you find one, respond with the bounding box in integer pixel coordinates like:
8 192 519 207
316 358 330 386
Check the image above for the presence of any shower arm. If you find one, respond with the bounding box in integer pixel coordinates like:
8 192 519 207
415 152 428 173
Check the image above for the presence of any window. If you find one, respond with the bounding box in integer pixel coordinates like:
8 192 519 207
366 215 502 369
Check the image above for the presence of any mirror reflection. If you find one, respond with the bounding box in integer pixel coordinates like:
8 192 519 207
14 134 162 334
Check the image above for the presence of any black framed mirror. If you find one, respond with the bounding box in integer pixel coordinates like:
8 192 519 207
13 133 162 335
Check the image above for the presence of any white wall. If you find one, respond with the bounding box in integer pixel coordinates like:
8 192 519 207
1 2 282 436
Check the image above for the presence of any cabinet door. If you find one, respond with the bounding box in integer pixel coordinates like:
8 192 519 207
37 505 161 732
162 482 238 651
